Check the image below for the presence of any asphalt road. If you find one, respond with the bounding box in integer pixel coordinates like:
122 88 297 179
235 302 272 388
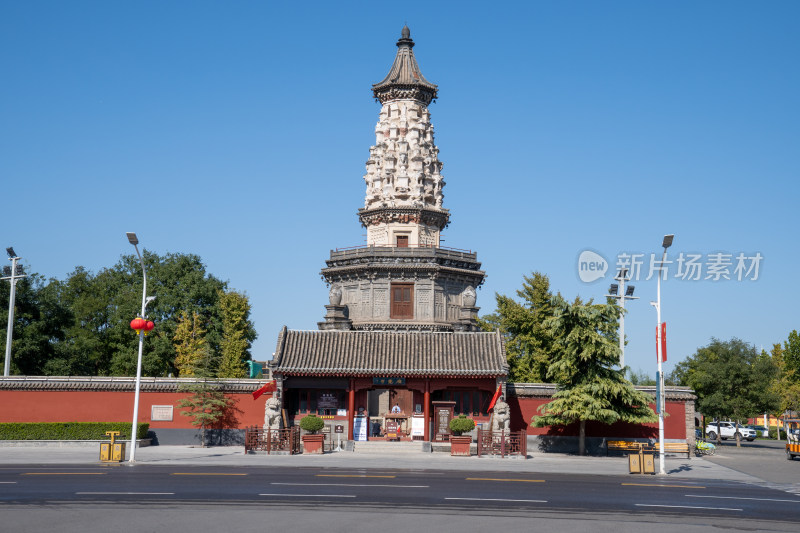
701 439 800 485
1 463 799 532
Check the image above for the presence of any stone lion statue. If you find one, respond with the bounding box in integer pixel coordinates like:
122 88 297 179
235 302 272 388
264 396 282 431
491 396 510 434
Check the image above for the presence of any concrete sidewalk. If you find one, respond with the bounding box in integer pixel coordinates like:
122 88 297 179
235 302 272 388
0 444 762 483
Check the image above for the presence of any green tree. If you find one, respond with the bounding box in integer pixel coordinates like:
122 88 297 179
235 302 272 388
675 338 779 445
0 273 69 375
173 311 207 377
627 369 656 386
771 332 800 415
216 289 256 379
177 344 230 447
110 251 226 377
533 295 657 455
478 272 558 382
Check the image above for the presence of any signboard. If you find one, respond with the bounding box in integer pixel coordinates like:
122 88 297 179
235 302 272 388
386 419 399 439
437 408 450 434
373 377 405 386
317 392 339 409
335 425 344 434
411 415 425 437
150 405 173 422
353 416 368 441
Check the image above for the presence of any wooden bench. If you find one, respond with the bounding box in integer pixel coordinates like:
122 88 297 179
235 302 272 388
607 440 648 456
653 442 691 459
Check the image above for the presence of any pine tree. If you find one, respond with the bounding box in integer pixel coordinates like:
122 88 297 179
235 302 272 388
478 272 558 382
216 290 253 379
533 295 657 455
173 311 207 377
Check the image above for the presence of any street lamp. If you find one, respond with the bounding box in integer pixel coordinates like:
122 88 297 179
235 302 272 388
126 232 154 463
606 268 638 369
2 247 27 376
650 233 673 475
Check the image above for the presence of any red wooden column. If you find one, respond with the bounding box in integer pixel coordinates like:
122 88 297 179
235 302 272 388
423 379 431 441
347 379 355 439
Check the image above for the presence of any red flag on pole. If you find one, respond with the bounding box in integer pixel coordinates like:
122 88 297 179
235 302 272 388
487 385 502 411
252 380 276 400
656 322 667 363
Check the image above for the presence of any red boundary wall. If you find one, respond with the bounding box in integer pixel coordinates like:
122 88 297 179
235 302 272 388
0 390 267 430
0 387 689 440
508 395 687 439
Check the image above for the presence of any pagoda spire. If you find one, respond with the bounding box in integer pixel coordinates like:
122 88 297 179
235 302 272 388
360 27 448 246
372 26 438 106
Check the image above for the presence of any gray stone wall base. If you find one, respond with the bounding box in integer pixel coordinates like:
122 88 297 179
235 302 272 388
0 439 152 448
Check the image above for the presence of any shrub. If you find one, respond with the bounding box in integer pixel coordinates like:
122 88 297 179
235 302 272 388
449 415 476 436
768 427 784 440
299 415 325 434
0 422 149 440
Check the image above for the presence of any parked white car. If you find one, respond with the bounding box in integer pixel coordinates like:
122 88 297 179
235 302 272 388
705 421 757 441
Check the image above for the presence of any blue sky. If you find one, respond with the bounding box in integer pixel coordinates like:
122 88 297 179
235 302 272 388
2 1 798 377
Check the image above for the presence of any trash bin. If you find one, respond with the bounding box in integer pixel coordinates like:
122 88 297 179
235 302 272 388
628 444 655 475
99 431 126 462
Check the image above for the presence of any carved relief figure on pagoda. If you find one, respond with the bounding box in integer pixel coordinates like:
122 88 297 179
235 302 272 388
363 100 445 211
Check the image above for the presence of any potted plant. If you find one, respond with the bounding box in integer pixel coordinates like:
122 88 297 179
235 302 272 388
449 415 475 456
300 415 326 454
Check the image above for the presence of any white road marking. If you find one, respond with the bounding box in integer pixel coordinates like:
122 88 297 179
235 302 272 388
76 492 175 495
636 503 742 511
686 494 800 503
445 497 547 503
272 482 428 488
0 482 17 484
258 493 356 498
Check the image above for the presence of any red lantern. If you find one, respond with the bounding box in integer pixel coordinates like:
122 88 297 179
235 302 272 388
130 318 145 331
145 321 155 332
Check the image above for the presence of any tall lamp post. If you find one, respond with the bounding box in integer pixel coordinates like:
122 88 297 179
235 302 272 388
650 234 673 475
606 268 638 369
3 247 27 376
126 232 154 463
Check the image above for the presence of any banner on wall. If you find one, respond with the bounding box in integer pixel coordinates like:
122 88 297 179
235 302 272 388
353 416 368 441
411 415 425 437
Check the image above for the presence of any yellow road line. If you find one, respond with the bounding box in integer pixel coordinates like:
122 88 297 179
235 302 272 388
170 473 248 476
316 474 396 478
622 483 705 489
22 473 106 476
466 478 546 483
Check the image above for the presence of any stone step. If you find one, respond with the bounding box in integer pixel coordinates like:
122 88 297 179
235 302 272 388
351 440 428 454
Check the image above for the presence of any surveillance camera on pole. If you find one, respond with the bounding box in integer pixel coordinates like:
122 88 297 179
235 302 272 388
606 268 638 369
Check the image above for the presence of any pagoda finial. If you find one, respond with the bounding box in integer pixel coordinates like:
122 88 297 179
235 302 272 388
373 27 437 105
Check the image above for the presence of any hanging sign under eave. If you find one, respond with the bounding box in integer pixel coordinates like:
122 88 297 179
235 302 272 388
373 377 405 386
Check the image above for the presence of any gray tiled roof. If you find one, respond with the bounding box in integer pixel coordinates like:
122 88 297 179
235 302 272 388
270 328 508 377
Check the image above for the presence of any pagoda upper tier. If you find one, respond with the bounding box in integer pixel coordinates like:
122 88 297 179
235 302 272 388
361 26 448 248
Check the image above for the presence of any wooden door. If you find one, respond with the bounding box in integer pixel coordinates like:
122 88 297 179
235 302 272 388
390 283 413 319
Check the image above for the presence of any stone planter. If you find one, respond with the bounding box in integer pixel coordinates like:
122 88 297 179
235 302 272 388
302 434 325 454
450 435 472 456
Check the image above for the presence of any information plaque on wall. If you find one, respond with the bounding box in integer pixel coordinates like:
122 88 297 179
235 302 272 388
151 405 174 422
